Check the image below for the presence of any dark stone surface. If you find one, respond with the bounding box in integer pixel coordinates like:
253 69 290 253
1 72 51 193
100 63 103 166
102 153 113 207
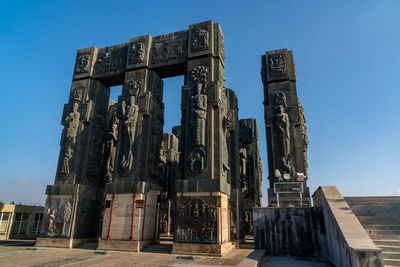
238 118 263 234
261 49 311 207
175 196 218 243
42 21 234 247
253 207 328 259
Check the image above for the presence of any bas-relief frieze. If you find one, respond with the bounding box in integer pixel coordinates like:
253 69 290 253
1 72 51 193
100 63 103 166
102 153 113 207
95 46 126 74
60 146 73 176
269 53 286 74
42 197 74 238
105 114 119 182
128 42 145 64
65 102 80 144
191 65 209 85
119 96 139 174
75 52 91 74
59 102 81 179
191 26 209 52
151 33 187 63
175 197 218 243
126 77 142 97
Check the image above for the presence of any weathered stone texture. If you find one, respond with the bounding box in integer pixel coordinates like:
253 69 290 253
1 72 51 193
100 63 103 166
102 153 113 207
261 48 311 207
239 118 263 234
42 21 235 255
253 207 328 259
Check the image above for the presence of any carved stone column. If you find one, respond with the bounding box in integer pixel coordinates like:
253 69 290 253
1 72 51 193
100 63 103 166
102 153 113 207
38 47 110 247
261 48 311 207
99 66 164 251
174 21 234 256
238 118 263 235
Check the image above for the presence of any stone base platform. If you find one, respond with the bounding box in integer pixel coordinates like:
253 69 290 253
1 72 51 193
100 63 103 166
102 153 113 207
172 242 235 257
97 239 154 252
36 237 98 249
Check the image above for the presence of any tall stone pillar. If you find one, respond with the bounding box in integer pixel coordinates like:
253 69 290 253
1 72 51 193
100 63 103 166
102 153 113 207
238 119 263 235
225 89 242 242
261 48 311 207
159 133 179 236
173 21 234 256
98 49 164 251
38 47 110 248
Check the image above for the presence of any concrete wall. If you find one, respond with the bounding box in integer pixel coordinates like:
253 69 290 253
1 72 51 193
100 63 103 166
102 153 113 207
313 186 384 267
253 207 328 259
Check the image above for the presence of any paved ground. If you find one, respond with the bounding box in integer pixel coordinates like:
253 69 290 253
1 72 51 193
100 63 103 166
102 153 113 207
262 256 333 267
0 240 332 266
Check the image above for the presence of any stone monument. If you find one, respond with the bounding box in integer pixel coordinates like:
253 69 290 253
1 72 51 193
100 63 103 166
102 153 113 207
38 21 235 254
261 48 311 207
174 21 234 255
238 119 263 234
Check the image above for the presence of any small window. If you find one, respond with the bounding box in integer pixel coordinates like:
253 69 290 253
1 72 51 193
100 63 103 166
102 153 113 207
105 201 111 208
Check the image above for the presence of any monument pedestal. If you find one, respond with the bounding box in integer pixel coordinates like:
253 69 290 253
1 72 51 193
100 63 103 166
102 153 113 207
36 184 104 248
173 189 233 256
97 181 161 252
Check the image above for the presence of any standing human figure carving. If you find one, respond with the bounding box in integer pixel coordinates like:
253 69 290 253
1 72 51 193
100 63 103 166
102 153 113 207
121 96 139 171
60 146 73 175
65 102 80 144
191 84 207 147
275 104 290 158
106 116 119 181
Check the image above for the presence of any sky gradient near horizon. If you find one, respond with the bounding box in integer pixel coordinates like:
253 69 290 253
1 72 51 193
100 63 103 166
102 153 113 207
0 0 399 207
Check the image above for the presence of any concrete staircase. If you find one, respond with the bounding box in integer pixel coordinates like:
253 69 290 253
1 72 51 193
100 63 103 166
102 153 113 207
345 197 400 266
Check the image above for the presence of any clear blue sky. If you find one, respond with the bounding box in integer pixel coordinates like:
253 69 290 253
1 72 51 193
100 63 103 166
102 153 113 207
0 1 399 207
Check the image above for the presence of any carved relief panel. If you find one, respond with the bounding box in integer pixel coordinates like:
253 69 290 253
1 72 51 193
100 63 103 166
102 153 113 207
94 44 127 77
150 31 188 65
188 21 213 58
175 196 218 243
127 35 151 69
262 49 296 83
42 196 75 238
73 47 97 79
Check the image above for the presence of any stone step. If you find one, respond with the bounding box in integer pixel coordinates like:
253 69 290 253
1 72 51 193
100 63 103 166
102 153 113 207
370 234 400 241
374 240 400 247
365 229 400 236
344 197 400 203
378 245 400 253
364 225 400 231
383 252 400 260
354 215 400 225
348 207 400 216
384 258 400 266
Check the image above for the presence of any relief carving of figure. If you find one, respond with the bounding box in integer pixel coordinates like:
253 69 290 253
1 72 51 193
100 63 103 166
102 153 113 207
47 208 56 236
244 210 253 234
191 84 207 147
121 96 139 172
106 115 119 181
65 102 80 144
189 148 206 174
129 42 145 63
60 146 73 175
275 105 290 158
76 53 90 74
191 27 209 52
239 148 247 178
269 53 286 73
127 78 142 97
